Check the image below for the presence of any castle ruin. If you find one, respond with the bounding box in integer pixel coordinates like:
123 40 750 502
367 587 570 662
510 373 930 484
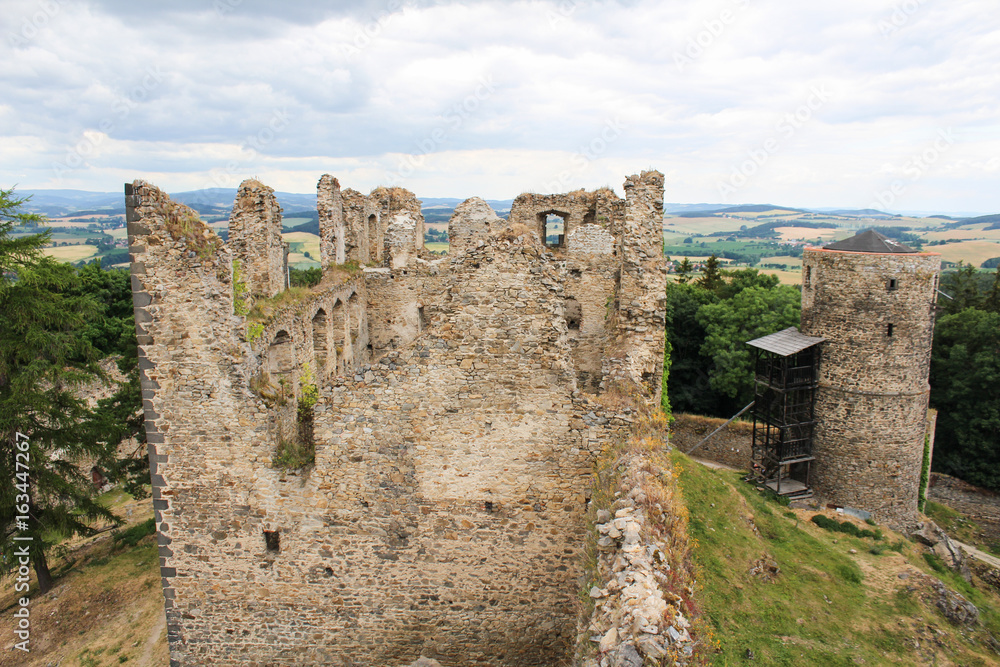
125 172 667 666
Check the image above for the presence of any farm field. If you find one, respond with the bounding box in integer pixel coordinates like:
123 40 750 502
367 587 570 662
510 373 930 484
283 231 321 268
758 268 802 285
929 240 1000 266
663 216 744 235
923 228 1000 242
283 216 311 229
43 244 99 262
758 255 803 268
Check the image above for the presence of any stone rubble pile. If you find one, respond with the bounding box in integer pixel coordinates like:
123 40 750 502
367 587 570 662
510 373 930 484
582 497 697 666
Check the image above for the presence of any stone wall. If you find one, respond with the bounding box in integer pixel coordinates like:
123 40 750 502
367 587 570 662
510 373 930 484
929 473 1000 532
317 174 345 266
446 196 505 256
801 247 940 526
601 171 667 406
670 413 753 470
567 224 615 255
127 171 667 666
228 179 287 298
508 188 619 250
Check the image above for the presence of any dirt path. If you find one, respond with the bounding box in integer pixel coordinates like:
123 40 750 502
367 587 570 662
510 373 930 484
954 539 1000 569
689 455 740 471
138 607 167 666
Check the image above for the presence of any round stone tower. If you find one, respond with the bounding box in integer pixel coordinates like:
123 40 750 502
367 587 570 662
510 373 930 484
801 230 940 526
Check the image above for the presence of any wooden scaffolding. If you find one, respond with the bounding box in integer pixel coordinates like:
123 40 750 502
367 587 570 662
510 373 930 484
746 327 825 499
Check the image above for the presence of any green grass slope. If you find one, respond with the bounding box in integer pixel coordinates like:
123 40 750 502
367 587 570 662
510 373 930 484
674 451 1000 666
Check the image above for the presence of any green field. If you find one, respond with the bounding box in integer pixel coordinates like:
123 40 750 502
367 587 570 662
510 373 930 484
424 241 449 253
282 231 321 264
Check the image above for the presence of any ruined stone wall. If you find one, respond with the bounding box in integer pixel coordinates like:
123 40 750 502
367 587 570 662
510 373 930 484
373 185 425 255
801 248 940 526
602 171 667 405
130 171 668 666
342 188 381 265
508 189 612 249
563 256 617 393
446 196 505 255
317 174 345 266
670 413 753 470
228 179 287 298
567 224 615 255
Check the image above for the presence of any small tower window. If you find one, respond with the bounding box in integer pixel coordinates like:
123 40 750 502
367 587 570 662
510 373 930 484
804 266 812 288
887 323 894 337
887 278 898 291
263 530 280 553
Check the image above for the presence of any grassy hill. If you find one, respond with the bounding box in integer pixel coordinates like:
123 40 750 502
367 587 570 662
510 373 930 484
676 451 1000 665
0 492 167 666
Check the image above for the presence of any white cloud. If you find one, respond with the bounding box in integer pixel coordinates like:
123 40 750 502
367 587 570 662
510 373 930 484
0 0 997 213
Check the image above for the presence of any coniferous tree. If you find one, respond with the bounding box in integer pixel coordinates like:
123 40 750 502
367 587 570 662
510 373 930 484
0 187 119 592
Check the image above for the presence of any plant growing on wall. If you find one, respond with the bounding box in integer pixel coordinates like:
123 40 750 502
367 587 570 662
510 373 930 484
272 364 318 470
232 259 250 317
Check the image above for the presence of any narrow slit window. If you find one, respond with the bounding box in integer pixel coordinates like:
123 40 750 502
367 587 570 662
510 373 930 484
887 323 894 337
804 266 811 288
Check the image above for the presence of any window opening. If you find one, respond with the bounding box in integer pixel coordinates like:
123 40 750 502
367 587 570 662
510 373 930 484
263 530 280 553
565 298 582 331
888 278 898 291
544 214 566 248
887 323 894 337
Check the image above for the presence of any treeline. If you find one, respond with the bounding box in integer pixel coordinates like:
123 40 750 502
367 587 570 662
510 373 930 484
929 264 1000 491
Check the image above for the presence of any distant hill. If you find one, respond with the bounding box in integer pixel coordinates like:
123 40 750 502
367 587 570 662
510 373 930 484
677 204 809 218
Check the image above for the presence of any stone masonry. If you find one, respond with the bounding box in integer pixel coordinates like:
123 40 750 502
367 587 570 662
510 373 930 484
801 246 941 527
126 172 667 666
229 179 288 298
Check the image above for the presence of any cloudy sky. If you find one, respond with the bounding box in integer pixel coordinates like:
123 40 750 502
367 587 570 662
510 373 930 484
2 0 998 213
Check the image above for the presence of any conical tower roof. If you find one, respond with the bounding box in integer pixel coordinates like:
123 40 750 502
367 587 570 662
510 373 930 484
823 229 917 253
